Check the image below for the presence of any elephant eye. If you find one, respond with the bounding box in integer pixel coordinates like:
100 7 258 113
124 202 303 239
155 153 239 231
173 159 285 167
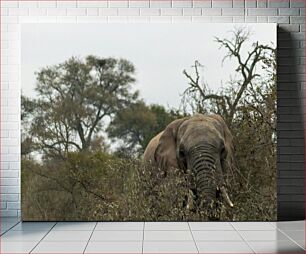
179 150 185 157
179 148 185 158
221 146 227 159
178 148 187 170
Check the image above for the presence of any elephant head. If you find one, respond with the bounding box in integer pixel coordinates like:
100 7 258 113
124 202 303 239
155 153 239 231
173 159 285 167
152 114 234 220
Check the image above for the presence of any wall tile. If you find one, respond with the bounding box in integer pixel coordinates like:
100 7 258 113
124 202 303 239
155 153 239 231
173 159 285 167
1 0 305 220
268 0 290 8
150 0 172 8
212 0 233 8
222 8 245 15
247 8 278 15
290 0 305 8
193 0 212 8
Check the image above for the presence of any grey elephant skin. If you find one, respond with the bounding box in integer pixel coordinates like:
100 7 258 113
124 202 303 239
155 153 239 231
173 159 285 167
143 114 234 220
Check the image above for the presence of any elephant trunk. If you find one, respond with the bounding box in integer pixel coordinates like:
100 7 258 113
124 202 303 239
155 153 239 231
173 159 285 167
189 145 235 219
189 146 220 219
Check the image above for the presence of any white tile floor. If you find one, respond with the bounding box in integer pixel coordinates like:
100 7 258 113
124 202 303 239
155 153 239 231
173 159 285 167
0 218 304 253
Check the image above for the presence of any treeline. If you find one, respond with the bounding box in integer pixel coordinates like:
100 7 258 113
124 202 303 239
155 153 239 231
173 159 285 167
21 56 183 160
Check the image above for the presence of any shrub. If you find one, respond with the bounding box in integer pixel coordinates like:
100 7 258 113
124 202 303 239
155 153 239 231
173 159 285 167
22 151 276 221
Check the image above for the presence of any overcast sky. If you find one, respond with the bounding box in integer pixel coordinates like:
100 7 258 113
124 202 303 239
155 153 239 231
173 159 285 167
21 23 276 109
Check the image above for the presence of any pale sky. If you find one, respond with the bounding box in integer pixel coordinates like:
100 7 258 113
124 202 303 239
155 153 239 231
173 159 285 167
21 23 276 109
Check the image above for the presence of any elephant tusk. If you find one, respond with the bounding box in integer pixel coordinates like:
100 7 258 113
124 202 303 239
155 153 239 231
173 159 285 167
220 186 234 208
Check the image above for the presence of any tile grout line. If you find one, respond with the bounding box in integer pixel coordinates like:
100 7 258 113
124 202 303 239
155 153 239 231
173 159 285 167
187 222 200 254
268 221 277 229
276 227 305 251
229 222 256 254
29 222 57 254
0 220 20 236
83 222 98 254
142 222 145 254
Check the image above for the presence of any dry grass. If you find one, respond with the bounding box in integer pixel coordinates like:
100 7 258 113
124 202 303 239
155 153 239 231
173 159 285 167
22 151 276 221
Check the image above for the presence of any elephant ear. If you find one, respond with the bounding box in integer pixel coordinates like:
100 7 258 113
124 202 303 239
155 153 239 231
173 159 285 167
210 114 235 171
154 118 188 170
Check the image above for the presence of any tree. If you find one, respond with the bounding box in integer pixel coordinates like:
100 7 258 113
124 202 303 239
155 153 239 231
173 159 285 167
107 101 179 156
23 56 138 159
182 28 274 127
21 95 37 157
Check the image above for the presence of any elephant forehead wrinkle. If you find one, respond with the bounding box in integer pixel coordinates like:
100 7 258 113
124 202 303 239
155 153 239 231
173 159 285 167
189 143 217 154
191 153 215 163
191 154 216 167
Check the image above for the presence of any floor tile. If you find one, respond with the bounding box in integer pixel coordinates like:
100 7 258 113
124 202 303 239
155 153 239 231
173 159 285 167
90 230 143 241
232 222 276 231
42 230 92 242
295 240 305 250
11 222 55 231
143 241 198 253
1 221 20 228
0 217 20 224
249 240 304 253
269 222 279 229
0 241 37 253
145 222 190 230
96 222 143 231
193 230 243 241
85 241 142 253
276 221 305 231
32 241 87 253
144 230 193 241
189 222 234 231
1 230 47 242
282 230 305 249
1 224 17 234
52 222 96 231
0 219 304 254
197 241 253 253
239 230 291 241
1 229 7 235
0 221 20 233
282 230 305 241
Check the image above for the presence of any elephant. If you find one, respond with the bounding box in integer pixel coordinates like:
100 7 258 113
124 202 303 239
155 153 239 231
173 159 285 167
143 113 234 220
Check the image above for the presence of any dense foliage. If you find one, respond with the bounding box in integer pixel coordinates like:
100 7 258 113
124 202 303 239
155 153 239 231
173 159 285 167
107 101 181 156
22 152 273 221
22 56 138 158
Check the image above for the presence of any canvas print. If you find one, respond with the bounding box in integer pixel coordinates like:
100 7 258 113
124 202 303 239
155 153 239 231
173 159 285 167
21 23 276 221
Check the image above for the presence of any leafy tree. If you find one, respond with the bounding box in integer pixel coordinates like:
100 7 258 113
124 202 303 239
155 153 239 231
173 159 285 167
107 101 179 156
21 95 37 157
23 56 138 159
